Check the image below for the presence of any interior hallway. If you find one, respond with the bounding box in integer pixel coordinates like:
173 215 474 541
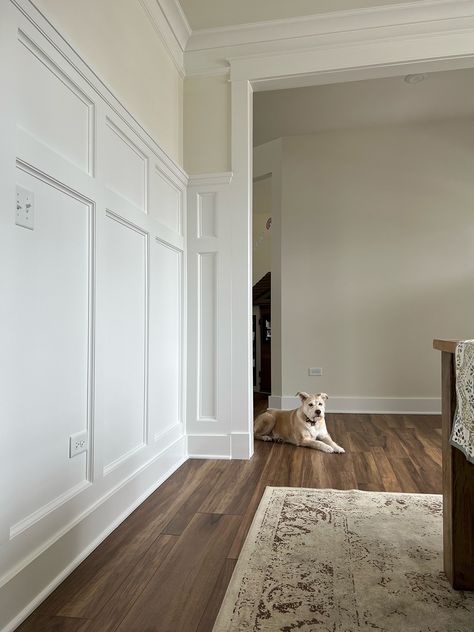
17 401 442 632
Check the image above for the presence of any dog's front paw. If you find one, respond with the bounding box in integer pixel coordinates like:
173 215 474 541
320 444 334 453
333 445 345 454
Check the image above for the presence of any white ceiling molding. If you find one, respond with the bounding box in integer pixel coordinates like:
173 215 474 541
138 0 191 75
184 0 474 76
158 0 191 50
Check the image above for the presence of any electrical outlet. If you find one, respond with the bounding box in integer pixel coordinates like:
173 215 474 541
16 185 35 230
308 367 323 376
69 430 88 458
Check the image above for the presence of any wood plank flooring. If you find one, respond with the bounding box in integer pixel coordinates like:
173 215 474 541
16 404 442 632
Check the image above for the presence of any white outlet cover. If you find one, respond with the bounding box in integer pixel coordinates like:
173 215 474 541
16 185 35 230
69 430 88 458
308 367 323 376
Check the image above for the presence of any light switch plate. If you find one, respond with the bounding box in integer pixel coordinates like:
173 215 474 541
16 185 35 230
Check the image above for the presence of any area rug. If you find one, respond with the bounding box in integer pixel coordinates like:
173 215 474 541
213 487 474 632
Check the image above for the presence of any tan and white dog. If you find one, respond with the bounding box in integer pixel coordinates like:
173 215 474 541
254 392 345 453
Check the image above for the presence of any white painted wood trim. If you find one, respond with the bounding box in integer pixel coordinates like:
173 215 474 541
160 0 191 45
187 432 252 459
16 0 188 183
184 0 474 77
268 395 441 415
187 0 474 51
137 0 187 76
0 435 186 591
2 442 187 632
188 172 233 187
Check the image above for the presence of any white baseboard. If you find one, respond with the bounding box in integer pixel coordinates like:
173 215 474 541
268 395 441 415
187 432 253 459
1 438 187 632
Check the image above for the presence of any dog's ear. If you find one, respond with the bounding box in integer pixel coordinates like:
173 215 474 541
297 391 310 402
319 393 329 401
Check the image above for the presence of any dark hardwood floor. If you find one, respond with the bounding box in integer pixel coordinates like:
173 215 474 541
17 399 442 632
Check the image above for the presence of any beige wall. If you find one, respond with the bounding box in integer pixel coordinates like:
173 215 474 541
252 176 272 285
183 74 231 174
34 0 183 164
277 118 474 399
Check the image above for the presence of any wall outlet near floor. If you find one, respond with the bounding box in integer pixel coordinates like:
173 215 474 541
69 430 88 457
308 367 323 376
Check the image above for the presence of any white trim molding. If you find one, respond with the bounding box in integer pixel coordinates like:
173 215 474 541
184 0 474 77
1 440 187 632
137 0 191 75
187 0 474 51
19 0 188 183
188 171 233 187
268 395 441 415
187 432 252 459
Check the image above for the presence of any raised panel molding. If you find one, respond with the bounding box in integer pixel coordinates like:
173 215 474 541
197 192 217 238
11 160 96 536
102 211 149 476
197 252 218 421
149 238 183 439
150 165 182 234
17 29 94 174
103 118 148 212
13 0 188 186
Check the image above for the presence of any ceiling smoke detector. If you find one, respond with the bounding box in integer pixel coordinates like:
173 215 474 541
404 73 428 84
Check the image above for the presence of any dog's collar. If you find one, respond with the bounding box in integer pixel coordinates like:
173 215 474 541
305 415 317 426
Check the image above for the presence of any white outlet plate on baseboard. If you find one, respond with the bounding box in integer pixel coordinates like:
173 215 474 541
69 430 88 457
309 367 323 376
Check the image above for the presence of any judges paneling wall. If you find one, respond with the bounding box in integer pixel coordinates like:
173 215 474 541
0 2 186 629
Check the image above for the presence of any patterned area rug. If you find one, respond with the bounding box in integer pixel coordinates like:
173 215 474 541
213 487 474 632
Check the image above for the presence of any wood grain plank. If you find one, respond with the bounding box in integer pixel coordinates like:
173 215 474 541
82 535 178 632
196 558 237 632
15 614 91 632
115 513 241 632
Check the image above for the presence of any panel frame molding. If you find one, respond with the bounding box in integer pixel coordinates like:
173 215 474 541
17 26 96 175
196 250 218 422
153 236 185 439
152 163 184 234
12 158 97 536
104 116 149 213
102 209 150 476
11 0 188 186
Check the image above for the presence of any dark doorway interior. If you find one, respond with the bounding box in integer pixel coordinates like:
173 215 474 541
253 272 271 394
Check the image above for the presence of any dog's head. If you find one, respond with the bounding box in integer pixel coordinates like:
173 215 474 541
297 392 328 425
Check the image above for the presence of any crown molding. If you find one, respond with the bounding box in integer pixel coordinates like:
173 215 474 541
158 0 191 50
187 0 474 50
138 0 191 76
184 0 474 76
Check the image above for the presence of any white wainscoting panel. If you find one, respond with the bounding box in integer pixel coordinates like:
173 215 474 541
150 165 182 234
198 251 217 421
17 30 93 174
197 192 217 238
2 2 189 630
187 175 235 456
149 239 182 440
9 164 93 532
101 212 148 474
103 118 148 211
